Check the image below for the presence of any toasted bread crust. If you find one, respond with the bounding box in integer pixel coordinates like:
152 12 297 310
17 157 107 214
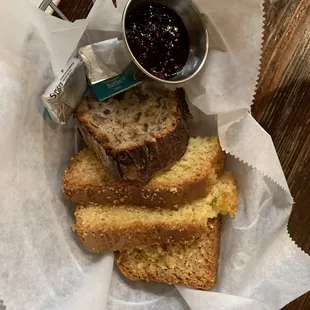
62 139 226 209
75 89 190 183
115 217 221 290
73 211 209 252
65 174 210 209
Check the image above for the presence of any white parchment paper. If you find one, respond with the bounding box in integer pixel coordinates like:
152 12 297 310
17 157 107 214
0 0 309 310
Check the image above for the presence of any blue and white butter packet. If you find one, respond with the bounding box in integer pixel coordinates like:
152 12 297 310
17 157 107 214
90 61 144 101
79 38 146 101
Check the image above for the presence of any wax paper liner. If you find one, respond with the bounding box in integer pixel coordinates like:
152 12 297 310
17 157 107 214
0 1 309 310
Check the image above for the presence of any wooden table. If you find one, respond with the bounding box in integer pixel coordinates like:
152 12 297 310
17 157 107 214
56 0 310 308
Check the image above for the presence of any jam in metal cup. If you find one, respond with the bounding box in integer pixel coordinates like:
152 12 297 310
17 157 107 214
122 0 209 84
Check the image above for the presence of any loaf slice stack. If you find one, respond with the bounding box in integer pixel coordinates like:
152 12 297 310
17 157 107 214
62 136 226 209
63 85 238 290
75 86 191 183
62 129 238 290
73 173 237 252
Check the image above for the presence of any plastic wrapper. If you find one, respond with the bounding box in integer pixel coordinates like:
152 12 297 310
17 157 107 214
42 57 87 124
79 38 145 101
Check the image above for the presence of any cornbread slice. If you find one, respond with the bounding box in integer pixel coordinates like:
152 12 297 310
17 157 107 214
116 216 221 290
75 86 190 183
63 136 226 210
73 173 237 253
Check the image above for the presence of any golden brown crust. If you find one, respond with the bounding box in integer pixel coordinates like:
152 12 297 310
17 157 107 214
62 140 226 209
115 217 221 290
75 88 190 183
73 210 208 252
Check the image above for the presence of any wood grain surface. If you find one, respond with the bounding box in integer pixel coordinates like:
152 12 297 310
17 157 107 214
56 0 310 308
254 2 310 307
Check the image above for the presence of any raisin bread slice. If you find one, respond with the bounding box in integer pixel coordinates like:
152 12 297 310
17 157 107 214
63 137 227 210
75 86 190 183
115 216 221 290
72 173 238 253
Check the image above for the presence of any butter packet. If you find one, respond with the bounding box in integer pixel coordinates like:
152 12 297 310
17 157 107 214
79 38 146 101
90 61 144 101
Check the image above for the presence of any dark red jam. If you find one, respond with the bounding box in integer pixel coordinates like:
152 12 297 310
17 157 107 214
125 3 190 80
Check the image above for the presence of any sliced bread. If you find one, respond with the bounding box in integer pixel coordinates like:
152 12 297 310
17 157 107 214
72 173 238 253
115 216 221 290
62 136 226 209
75 86 190 183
